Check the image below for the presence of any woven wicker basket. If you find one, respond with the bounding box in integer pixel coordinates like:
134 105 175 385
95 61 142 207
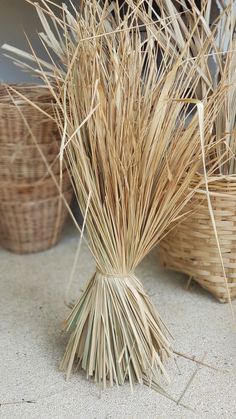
0 190 73 254
0 85 64 185
0 172 72 202
0 104 58 144
0 142 60 158
0 84 73 253
0 84 58 146
0 84 54 103
159 176 236 303
0 155 64 183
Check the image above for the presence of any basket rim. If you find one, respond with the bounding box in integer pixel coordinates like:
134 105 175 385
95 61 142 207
0 83 57 108
0 83 51 95
192 174 236 196
197 173 236 182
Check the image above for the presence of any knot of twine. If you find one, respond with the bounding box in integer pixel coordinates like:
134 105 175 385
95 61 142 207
96 269 133 278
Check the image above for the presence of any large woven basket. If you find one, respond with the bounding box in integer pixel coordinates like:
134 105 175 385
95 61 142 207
0 85 58 145
159 176 236 302
0 142 60 158
0 84 73 253
0 84 62 183
0 190 73 254
0 171 72 202
0 155 63 183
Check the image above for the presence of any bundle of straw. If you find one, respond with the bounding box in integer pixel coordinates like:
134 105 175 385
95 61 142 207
2 0 223 386
149 0 236 173
212 3 236 175
126 0 221 99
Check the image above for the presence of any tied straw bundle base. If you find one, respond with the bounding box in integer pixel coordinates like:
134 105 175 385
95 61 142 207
2 0 223 387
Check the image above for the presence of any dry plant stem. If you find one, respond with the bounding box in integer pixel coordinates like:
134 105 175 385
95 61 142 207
177 352 207 405
61 271 172 387
142 376 196 413
174 350 224 372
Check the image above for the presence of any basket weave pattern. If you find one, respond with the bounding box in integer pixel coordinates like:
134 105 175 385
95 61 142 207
159 178 236 302
0 191 72 254
0 84 73 254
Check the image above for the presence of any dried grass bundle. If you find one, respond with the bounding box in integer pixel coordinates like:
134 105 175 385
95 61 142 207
148 0 236 174
1 0 224 386
212 3 236 175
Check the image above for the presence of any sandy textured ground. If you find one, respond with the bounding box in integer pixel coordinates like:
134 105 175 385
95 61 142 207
0 221 236 419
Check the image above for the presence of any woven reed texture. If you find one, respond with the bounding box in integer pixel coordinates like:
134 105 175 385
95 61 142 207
0 108 58 145
0 172 72 202
0 84 54 103
0 142 60 158
0 156 63 183
0 84 73 253
0 85 58 146
0 190 73 254
159 177 236 303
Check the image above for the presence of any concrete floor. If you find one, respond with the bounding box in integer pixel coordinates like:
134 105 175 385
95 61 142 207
0 221 236 419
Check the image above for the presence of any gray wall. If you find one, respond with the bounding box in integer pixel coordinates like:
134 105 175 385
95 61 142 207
0 0 78 83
